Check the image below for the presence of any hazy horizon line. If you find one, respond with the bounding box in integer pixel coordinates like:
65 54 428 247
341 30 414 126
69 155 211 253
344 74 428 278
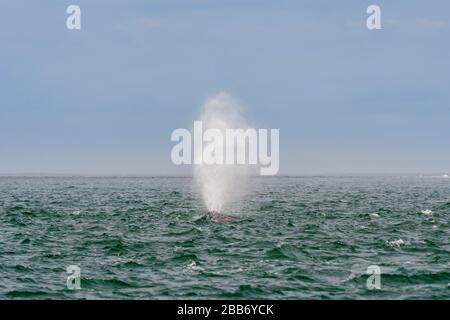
0 172 448 177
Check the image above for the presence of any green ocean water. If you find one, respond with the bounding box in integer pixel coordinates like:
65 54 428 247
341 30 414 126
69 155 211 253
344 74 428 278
0 176 449 299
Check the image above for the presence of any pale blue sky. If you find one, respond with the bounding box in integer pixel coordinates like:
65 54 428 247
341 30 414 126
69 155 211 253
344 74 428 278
0 1 449 174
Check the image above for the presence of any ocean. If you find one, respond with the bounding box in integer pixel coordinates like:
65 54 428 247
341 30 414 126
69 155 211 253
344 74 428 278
0 176 449 299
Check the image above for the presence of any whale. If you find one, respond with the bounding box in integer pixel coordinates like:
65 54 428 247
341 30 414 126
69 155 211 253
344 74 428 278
200 211 239 223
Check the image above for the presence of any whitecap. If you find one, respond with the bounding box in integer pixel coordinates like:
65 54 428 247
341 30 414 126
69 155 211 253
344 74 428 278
386 239 406 248
184 261 204 272
421 209 433 216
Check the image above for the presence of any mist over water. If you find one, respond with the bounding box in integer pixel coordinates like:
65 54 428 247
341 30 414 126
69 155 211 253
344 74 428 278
194 92 252 213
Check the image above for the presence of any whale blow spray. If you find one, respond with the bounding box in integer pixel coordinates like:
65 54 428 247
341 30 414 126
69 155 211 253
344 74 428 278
194 92 252 213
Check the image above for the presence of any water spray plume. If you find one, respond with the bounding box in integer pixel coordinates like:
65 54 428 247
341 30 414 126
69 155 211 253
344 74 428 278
194 92 251 213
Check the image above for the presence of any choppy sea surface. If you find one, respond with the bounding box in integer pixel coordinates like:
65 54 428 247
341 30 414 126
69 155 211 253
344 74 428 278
0 176 449 299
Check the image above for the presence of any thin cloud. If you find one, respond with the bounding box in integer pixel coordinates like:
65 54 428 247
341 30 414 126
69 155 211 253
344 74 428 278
383 18 449 29
417 18 449 28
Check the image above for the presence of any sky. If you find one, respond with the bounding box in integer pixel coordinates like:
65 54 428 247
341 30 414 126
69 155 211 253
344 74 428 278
0 0 449 175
